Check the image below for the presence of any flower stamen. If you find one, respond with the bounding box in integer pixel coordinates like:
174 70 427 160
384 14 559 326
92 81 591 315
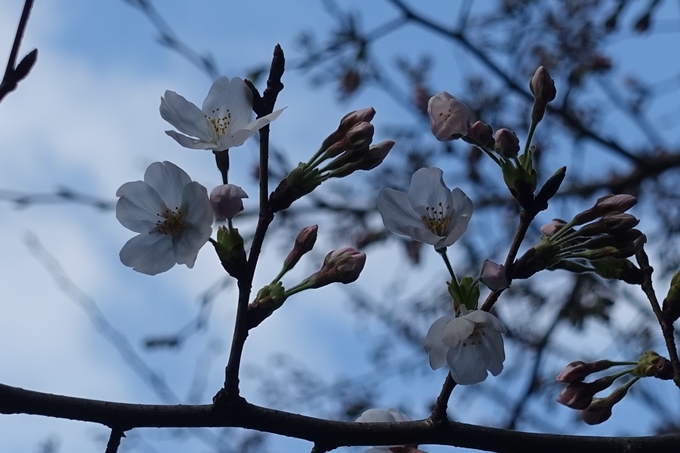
422 202 451 235
154 208 186 236
205 108 232 140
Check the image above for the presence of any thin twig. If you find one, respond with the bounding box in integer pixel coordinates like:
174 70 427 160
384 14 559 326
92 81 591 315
0 0 36 102
635 249 680 388
221 45 286 398
104 428 126 453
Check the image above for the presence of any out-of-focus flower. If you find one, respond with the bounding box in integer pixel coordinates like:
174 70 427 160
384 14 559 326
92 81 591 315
494 128 520 158
210 184 248 220
377 167 473 251
423 308 506 385
116 161 213 275
427 92 471 141
160 76 283 151
356 409 427 453
480 260 509 291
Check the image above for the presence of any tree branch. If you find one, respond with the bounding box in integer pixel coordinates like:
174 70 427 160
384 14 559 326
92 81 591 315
1 382 679 453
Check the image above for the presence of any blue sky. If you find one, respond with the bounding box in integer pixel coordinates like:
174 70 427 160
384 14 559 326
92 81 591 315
1 1 680 452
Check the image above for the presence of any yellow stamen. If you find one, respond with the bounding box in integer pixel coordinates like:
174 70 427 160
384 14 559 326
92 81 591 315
205 107 233 140
421 201 451 236
154 208 185 236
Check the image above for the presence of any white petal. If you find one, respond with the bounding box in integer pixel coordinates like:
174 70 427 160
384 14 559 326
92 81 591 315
203 77 253 131
181 182 213 226
387 408 410 422
119 233 176 275
165 130 214 150
441 188 473 247
144 161 191 209
376 188 427 237
482 329 505 375
423 315 454 370
447 344 489 385
160 90 212 142
465 310 507 333
356 409 394 423
218 129 257 149
407 168 451 217
116 181 166 233
441 317 476 348
172 225 209 268
219 108 286 149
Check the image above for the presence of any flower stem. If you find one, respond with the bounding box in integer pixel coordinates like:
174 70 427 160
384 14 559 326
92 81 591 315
214 150 230 184
524 120 537 156
439 250 462 301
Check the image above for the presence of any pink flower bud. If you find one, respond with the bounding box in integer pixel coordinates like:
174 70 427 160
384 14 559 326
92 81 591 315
468 121 495 149
494 128 520 158
557 375 616 410
480 260 509 291
339 107 376 129
556 360 616 383
357 140 395 171
346 122 375 150
308 247 366 288
210 184 248 220
530 66 556 104
427 91 471 141
578 382 632 425
540 219 566 236
602 213 639 233
596 194 637 215
284 225 318 270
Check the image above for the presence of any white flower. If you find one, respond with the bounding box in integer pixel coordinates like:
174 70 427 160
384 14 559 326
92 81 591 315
160 76 284 151
423 308 506 385
210 184 248 220
116 161 213 275
357 409 427 453
427 92 471 141
376 167 473 250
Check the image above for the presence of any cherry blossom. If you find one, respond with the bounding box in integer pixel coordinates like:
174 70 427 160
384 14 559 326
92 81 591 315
377 167 473 251
423 308 506 385
116 161 213 275
160 76 284 151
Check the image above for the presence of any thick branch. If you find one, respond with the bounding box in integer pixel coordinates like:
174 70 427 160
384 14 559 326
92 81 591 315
1 382 678 453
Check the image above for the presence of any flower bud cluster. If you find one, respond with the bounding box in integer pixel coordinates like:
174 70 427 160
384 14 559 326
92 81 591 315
512 194 645 283
269 108 393 212
555 358 639 424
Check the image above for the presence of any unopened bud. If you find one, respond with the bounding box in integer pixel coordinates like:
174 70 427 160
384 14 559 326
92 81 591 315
346 122 375 151
540 219 567 236
283 225 318 271
591 257 643 284
307 247 366 288
213 226 247 279
210 184 248 220
530 66 556 104
663 269 680 323
340 107 376 129
468 121 495 149
322 107 376 151
596 194 637 215
355 140 394 171
535 166 567 208
556 360 619 384
480 260 509 291
557 375 616 410
427 91 471 141
494 128 520 158
602 213 639 233
579 382 633 425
